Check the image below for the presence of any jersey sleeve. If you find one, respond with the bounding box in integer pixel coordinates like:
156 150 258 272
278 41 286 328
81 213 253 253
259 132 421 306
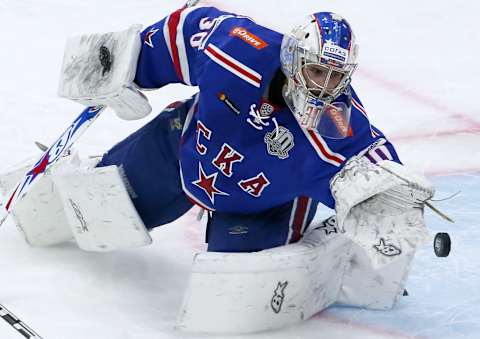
134 6 232 89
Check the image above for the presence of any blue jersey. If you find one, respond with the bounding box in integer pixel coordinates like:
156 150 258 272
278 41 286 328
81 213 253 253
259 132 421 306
134 5 400 213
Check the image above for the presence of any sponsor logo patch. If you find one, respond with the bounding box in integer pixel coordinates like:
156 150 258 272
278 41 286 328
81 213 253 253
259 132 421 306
228 225 249 235
374 238 402 257
271 281 288 314
69 199 88 233
217 92 241 115
230 27 268 50
264 126 294 160
321 43 348 65
169 117 183 131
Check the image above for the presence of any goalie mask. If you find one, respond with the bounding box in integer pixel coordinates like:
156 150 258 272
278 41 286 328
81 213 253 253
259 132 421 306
280 12 358 138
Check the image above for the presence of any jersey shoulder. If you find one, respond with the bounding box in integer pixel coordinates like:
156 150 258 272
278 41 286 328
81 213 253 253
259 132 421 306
195 9 284 91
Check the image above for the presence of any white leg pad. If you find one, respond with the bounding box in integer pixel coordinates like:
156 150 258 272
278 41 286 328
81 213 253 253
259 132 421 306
1 154 152 251
337 241 415 309
176 215 419 333
176 229 352 334
1 157 73 246
11 176 74 246
53 165 152 252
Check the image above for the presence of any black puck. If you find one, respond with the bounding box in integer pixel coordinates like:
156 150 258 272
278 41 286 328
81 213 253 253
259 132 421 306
433 232 451 257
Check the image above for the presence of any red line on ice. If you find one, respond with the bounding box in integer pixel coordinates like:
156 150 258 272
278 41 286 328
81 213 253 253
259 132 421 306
389 127 480 142
425 167 480 177
357 68 480 130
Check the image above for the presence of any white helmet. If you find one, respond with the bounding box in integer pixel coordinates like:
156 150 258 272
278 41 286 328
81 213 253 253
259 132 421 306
280 12 359 138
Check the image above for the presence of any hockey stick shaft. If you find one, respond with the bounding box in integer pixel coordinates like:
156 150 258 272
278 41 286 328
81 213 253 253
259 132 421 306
0 105 105 227
0 303 44 338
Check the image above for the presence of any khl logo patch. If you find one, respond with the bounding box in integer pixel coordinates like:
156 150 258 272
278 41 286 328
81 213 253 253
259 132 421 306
264 126 294 159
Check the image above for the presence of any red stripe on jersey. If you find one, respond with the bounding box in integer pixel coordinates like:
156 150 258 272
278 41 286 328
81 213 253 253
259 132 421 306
167 8 185 82
307 130 344 165
206 45 261 85
352 98 367 116
291 197 309 243
185 194 214 212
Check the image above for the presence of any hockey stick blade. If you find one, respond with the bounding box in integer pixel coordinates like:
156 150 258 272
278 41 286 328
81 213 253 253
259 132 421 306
0 303 44 339
0 105 105 227
0 210 7 227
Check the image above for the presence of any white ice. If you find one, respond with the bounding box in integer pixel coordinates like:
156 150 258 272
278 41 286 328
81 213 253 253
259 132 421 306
0 0 479 338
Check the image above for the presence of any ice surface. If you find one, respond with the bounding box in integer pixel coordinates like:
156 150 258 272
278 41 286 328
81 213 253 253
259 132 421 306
0 0 478 338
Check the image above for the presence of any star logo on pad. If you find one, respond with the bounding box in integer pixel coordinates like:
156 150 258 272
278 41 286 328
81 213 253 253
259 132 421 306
144 28 159 48
192 162 229 205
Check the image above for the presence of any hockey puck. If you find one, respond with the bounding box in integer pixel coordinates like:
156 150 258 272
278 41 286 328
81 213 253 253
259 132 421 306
433 232 451 257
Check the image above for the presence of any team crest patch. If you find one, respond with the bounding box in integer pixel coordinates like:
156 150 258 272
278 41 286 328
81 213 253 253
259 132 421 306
264 126 294 159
